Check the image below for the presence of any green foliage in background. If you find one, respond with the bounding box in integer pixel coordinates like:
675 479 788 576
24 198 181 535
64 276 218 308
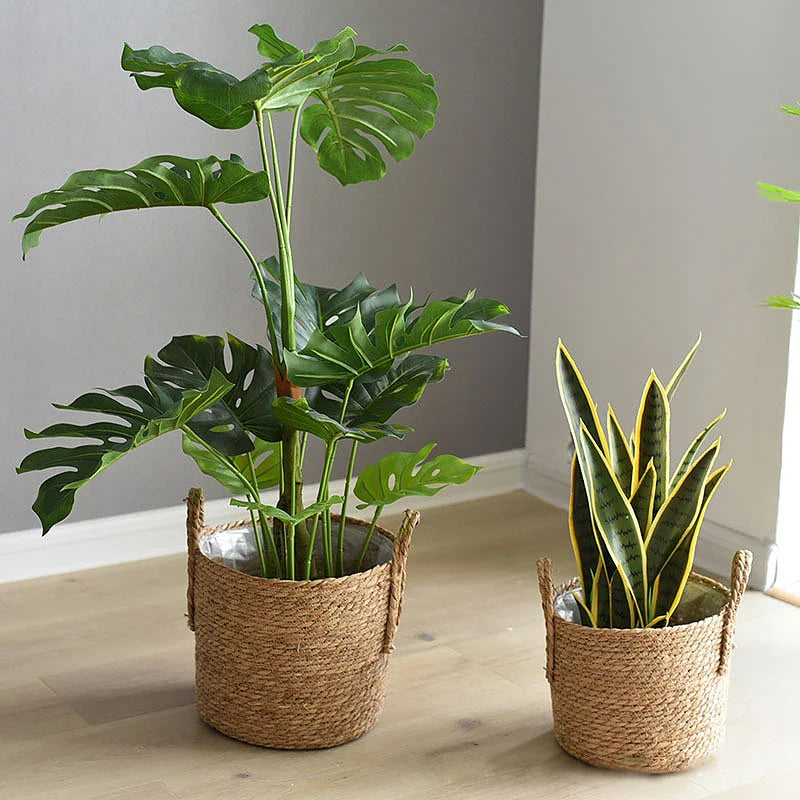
761 101 800 309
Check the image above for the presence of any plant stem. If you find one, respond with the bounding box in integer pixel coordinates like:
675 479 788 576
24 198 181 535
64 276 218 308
337 440 359 576
256 106 296 353
299 431 308 467
255 105 303 579
207 204 279 361
356 506 383 572
286 106 302 234
338 380 354 425
321 441 339 577
246 452 282 579
247 507 268 578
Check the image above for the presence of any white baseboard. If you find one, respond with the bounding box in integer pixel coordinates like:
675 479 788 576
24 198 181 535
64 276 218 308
0 449 526 584
523 452 779 591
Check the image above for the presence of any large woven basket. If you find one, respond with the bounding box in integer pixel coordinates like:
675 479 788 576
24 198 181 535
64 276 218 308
536 550 752 773
185 488 420 750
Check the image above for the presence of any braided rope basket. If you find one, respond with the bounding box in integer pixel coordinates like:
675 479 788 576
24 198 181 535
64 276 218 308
185 488 420 750
536 550 752 773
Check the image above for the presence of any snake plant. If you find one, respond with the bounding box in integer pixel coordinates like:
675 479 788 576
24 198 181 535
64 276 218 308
13 24 520 580
556 337 730 628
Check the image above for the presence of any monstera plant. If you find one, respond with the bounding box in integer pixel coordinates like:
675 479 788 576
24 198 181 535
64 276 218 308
14 24 519 580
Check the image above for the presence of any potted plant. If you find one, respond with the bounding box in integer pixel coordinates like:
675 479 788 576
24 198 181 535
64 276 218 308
13 23 519 749
536 338 751 772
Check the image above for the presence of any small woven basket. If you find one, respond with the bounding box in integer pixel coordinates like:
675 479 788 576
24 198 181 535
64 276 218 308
536 550 752 773
185 488 420 750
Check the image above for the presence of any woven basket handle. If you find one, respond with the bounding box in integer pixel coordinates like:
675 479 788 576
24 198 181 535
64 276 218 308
383 509 421 654
536 557 556 684
718 548 752 675
185 488 205 632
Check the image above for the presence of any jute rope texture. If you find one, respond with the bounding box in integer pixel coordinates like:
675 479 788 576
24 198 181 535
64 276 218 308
185 489 419 750
536 550 752 773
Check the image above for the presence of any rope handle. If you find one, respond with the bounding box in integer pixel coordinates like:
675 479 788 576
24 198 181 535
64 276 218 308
383 509 421 654
185 488 205 632
718 548 752 675
536 557 556 683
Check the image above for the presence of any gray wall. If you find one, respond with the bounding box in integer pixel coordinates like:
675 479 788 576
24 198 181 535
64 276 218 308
1 0 539 532
527 1 800 545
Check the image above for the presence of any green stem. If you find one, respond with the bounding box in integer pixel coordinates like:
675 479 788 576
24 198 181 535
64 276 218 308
286 105 302 234
246 452 282 579
281 428 297 581
254 106 303 578
356 506 383 572
247 508 268 578
207 204 279 360
337 440 359 576
338 380 354 425
304 440 338 579
299 431 309 467
255 106 294 358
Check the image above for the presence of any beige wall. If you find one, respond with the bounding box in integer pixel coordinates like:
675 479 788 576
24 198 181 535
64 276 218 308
527 1 800 557
1 0 541 532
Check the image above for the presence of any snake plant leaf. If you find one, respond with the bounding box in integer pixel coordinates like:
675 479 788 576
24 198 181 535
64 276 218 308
285 292 518 386
17 370 233 534
13 155 269 257
645 439 719 585
573 590 596 628
182 435 280 496
556 342 609 466
630 460 657 536
633 372 670 510
568 454 600 600
271 397 404 444
669 410 726 494
252 259 382 351
231 495 343 525
299 41 439 185
306 354 449 429
579 425 647 618
607 405 634 495
653 462 732 620
121 44 271 128
609 567 636 628
354 444 480 508
665 333 702 400
144 334 281 453
593 561 611 629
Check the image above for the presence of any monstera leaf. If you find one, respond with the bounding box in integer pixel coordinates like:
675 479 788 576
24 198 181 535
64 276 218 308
250 24 438 185
144 334 281 453
17 371 232 534
306 354 448 427
354 444 480 508
13 155 268 256
252 258 384 350
122 29 356 128
231 495 343 525
272 398 405 444
182 435 280 496
285 291 519 386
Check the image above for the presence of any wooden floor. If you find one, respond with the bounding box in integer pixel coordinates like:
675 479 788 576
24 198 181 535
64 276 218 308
1 491 798 799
